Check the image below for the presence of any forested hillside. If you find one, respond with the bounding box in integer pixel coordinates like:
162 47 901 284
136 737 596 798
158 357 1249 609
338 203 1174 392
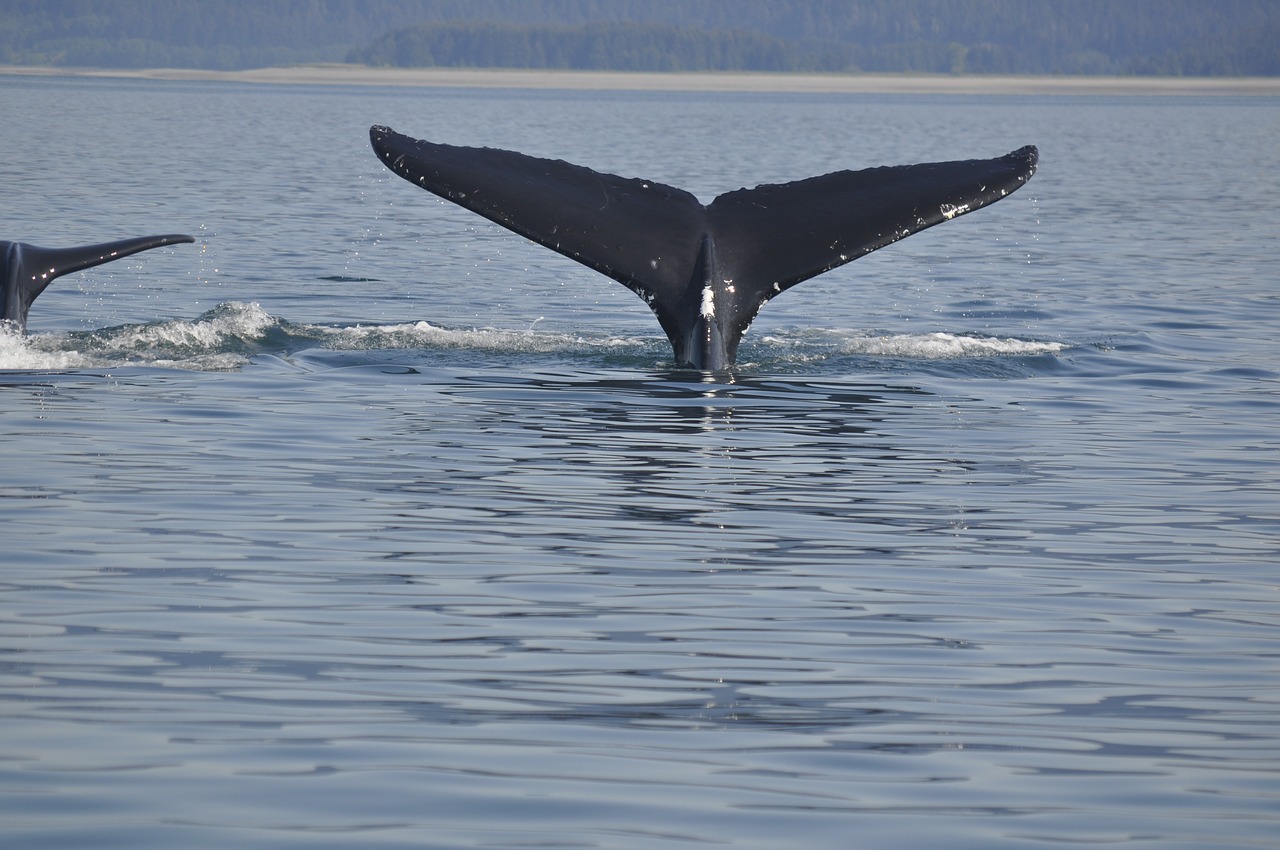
2 0 1276 76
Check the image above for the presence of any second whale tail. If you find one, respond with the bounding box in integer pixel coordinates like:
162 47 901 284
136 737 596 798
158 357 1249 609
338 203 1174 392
2 234 196 332
370 125 1038 369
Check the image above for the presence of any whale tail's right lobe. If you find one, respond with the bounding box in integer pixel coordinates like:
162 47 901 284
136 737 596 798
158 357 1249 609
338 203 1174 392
2 234 195 330
704 145 1039 319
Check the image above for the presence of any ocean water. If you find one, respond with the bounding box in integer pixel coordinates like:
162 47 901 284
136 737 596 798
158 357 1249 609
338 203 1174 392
1 74 1278 849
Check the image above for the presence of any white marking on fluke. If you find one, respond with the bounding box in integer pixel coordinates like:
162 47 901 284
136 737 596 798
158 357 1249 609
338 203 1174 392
700 285 716 318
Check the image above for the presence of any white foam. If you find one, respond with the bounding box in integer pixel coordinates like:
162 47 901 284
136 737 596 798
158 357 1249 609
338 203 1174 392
315 319 641 356
842 331 1064 358
5 302 1064 374
0 302 279 372
761 330 1065 361
0 327 94 370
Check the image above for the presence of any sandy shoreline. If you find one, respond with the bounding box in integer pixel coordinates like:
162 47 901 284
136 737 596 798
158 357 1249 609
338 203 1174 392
3 63 1278 96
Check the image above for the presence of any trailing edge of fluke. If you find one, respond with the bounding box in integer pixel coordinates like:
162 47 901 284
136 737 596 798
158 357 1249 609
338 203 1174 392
2 235 196 332
369 125 1038 370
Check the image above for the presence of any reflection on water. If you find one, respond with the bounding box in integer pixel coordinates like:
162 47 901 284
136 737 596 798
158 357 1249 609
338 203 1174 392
5 291 1279 846
5 346 1278 850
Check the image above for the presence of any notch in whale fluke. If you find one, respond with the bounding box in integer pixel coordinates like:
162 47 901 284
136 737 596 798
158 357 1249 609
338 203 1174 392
369 125 1037 370
1 235 196 332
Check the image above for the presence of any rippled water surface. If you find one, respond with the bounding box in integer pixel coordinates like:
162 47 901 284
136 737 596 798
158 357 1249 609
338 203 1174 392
2 75 1278 849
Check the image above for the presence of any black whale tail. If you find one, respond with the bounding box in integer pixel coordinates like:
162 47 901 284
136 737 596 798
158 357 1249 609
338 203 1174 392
370 125 1037 369
2 234 196 331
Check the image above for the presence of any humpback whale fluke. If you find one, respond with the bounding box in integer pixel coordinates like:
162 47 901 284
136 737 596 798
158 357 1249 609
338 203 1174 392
370 125 1037 370
1 235 195 332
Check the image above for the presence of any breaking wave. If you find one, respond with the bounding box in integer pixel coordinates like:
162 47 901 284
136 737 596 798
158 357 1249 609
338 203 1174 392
4 302 287 372
1 301 1067 374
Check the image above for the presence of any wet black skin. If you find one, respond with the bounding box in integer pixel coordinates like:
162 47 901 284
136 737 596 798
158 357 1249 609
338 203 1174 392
370 125 1038 370
2 235 195 331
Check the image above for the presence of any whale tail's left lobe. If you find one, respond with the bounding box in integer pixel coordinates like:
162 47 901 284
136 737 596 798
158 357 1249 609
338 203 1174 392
2 234 196 331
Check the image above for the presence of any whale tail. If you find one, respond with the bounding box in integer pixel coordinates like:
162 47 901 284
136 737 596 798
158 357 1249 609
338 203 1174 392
2 235 196 331
370 126 1037 369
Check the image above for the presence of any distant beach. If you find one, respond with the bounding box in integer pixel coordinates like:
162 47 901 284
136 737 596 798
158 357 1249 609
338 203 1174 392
4 63 1278 96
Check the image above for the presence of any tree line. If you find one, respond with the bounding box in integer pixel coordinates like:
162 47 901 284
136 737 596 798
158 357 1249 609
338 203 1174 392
2 0 1276 76
349 19 1279 75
